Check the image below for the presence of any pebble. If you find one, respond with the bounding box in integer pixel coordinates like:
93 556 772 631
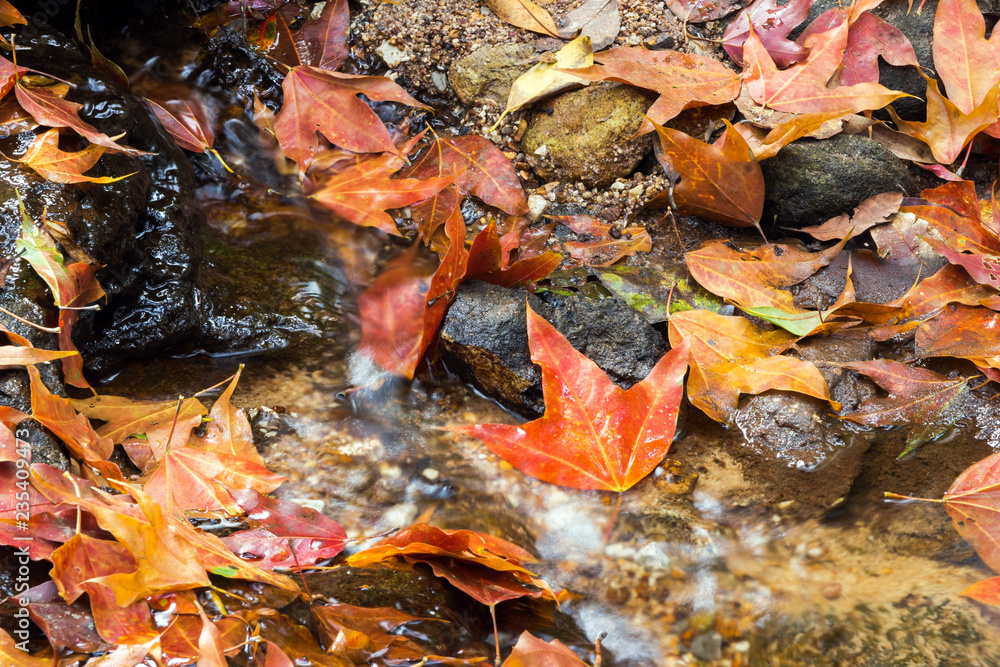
822 582 843 600
689 631 723 662
375 41 408 68
527 194 549 221
422 468 440 481
430 70 448 91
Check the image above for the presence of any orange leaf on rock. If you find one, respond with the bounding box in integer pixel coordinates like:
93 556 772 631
891 264 997 320
734 110 852 160
15 83 147 155
685 237 847 312
310 152 451 235
17 128 130 184
459 305 689 492
887 75 1000 165
274 67 428 170
465 220 561 287
742 22 908 114
649 120 764 229
667 309 836 425
799 192 903 241
502 631 588 666
571 48 741 132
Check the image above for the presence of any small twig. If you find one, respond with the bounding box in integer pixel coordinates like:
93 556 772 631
0 305 61 333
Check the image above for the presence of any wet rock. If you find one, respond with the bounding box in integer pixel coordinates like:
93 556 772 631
761 134 917 228
521 83 654 188
439 280 668 417
729 391 871 511
795 334 878 413
690 632 723 662
448 44 536 106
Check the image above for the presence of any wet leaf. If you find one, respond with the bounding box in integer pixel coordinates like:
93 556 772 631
0 1 25 27
142 448 243 514
839 11 919 86
891 264 997 320
667 309 836 425
502 631 588 666
484 0 560 37
0 628 51 666
357 205 468 378
188 367 263 465
571 48 741 133
498 35 592 126
685 238 847 312
915 305 1000 368
69 395 207 472
16 128 131 184
292 0 350 71
458 304 690 492
722 0 811 68
310 153 451 235
274 67 428 170
49 534 158 644
558 0 620 50
28 366 113 464
835 360 970 456
346 523 554 608
923 236 1000 290
799 192 903 241
402 134 529 217
887 75 1000 165
932 0 1000 115
593 264 727 323
742 21 909 114
649 120 764 229
548 214 651 266
465 220 562 287
222 489 346 570
145 94 214 153
961 576 1000 605
15 82 147 156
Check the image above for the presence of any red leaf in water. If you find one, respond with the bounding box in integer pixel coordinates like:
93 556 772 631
222 489 346 570
274 67 428 170
15 82 147 155
145 94 214 153
357 205 468 378
311 152 451 235
722 0 811 68
459 305 690 491
465 220 561 286
501 631 588 666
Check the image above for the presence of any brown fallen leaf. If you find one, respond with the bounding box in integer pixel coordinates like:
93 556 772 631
667 309 837 425
547 214 651 266
733 111 853 160
648 120 764 230
485 0 560 37
915 305 1000 368
502 631 588 666
798 192 903 241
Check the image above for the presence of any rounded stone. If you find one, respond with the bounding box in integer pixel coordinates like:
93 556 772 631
448 43 536 106
521 82 653 188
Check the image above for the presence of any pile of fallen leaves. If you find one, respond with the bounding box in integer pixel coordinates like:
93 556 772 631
6 0 1000 662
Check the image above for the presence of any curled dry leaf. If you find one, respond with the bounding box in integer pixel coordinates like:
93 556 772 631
734 111 854 160
458 304 690 492
484 0 560 37
649 120 764 229
668 309 837 425
548 214 650 266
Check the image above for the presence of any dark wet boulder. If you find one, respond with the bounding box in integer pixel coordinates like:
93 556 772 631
439 280 668 418
761 134 919 228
